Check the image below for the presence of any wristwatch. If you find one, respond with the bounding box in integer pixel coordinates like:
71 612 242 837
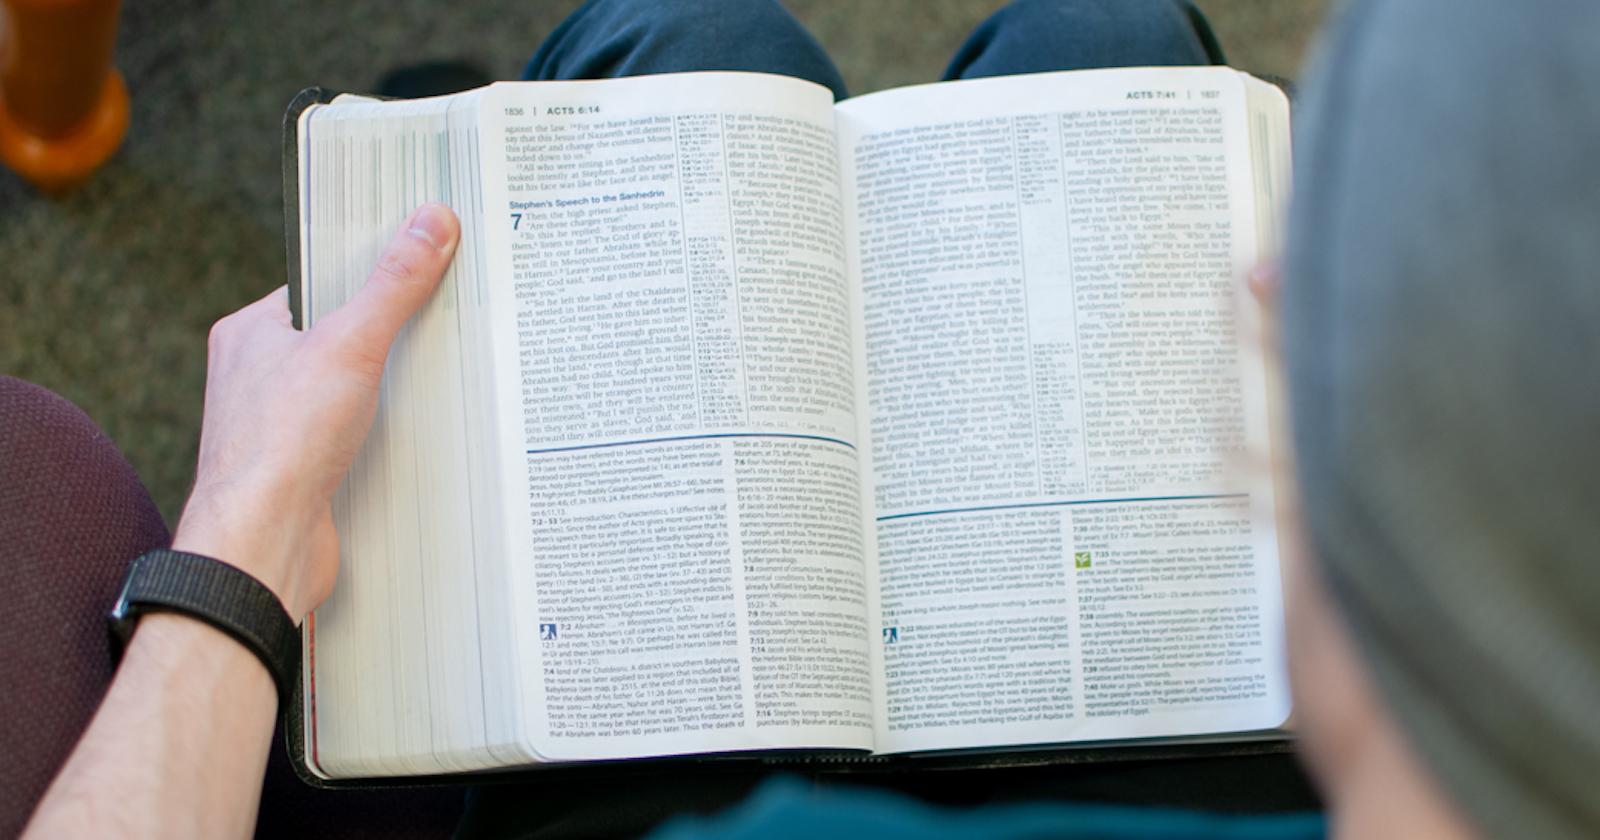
108 548 301 707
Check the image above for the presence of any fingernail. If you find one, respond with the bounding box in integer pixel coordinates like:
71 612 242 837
407 203 457 253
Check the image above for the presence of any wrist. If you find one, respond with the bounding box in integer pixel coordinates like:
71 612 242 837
173 487 311 622
125 612 278 702
109 548 304 710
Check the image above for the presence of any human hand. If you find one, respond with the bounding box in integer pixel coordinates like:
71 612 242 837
1248 259 1283 368
172 203 460 622
1244 259 1303 548
1248 261 1281 313
1248 260 1283 393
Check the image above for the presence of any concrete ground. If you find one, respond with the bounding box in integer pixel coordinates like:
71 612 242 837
0 0 1327 522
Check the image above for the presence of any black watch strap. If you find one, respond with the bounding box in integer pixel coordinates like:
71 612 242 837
108 548 301 708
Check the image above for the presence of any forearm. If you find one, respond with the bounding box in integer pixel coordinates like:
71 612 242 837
21 205 458 837
22 613 279 839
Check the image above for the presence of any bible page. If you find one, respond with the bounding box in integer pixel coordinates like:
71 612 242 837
836 68 1292 754
477 73 875 761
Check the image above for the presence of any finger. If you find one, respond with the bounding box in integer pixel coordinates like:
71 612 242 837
314 203 460 361
1247 261 1281 306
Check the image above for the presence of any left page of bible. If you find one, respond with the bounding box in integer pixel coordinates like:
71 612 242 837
298 90 536 778
476 72 877 762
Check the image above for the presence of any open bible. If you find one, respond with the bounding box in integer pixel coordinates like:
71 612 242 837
287 66 1292 780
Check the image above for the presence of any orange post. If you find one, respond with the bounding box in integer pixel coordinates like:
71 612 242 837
0 0 129 193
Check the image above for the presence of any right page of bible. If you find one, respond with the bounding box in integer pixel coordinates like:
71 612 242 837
835 67 1292 754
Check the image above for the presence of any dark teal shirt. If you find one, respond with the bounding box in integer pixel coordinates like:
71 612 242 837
651 780 1325 840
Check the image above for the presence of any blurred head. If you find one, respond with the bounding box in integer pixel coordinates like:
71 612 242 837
1276 2 1600 838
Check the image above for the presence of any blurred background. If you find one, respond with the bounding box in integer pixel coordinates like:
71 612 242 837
0 0 1327 524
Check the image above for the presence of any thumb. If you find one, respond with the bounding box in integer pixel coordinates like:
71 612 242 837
315 202 460 363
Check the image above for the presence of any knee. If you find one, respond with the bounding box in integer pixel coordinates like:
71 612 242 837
0 376 168 559
980 0 1212 66
998 0 1191 32
0 377 107 476
530 0 846 97
566 0 804 45
2 376 110 463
